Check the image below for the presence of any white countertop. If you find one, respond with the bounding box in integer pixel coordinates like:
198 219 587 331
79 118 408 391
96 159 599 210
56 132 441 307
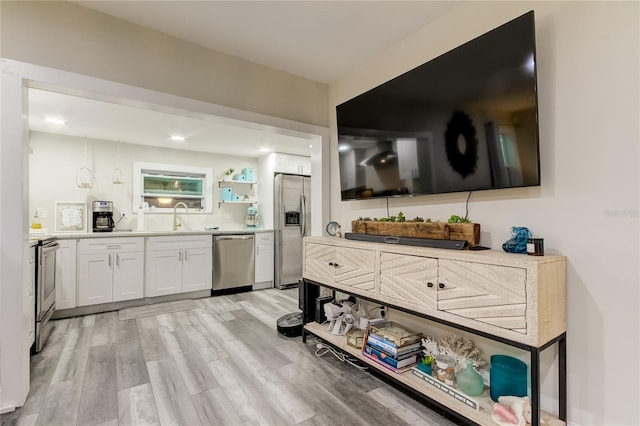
47 227 273 239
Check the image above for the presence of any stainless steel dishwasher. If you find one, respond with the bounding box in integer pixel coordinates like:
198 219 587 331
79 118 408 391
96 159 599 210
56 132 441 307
213 234 255 291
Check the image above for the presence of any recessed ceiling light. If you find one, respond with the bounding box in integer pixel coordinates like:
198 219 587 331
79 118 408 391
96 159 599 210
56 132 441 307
45 117 65 125
338 144 350 152
170 135 185 142
259 147 270 152
309 144 313 149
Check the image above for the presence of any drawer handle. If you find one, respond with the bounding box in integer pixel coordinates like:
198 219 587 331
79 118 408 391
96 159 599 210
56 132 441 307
328 262 334 266
333 263 339 268
427 282 434 288
438 283 445 289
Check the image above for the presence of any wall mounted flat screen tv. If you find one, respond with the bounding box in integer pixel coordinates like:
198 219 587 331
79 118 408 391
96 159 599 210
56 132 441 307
337 11 540 201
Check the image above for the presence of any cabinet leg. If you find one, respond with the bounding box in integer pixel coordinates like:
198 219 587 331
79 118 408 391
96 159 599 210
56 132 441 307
559 335 567 421
531 348 541 426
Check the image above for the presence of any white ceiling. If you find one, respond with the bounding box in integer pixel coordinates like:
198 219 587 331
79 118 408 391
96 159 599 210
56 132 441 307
31 1 460 157
71 1 460 84
28 88 316 157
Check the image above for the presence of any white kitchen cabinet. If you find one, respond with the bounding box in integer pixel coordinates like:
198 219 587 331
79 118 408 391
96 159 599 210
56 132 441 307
274 153 311 175
77 237 144 306
254 231 274 289
181 247 212 292
112 251 145 302
146 235 212 297
55 239 77 310
77 253 113 305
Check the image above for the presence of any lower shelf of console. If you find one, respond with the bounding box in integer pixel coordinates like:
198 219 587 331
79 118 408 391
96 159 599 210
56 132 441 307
304 322 564 426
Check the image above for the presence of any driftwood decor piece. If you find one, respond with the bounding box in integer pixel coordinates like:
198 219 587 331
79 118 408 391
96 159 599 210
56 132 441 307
351 221 480 247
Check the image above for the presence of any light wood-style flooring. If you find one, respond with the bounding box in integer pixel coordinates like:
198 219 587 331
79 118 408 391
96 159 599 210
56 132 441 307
1 288 457 426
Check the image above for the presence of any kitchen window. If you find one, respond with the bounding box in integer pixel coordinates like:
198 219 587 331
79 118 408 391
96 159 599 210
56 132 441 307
133 162 214 213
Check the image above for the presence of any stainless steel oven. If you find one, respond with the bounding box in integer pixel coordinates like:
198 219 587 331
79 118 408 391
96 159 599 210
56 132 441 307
35 237 60 352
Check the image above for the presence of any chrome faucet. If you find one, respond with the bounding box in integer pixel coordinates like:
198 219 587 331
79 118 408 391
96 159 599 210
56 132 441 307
173 202 189 231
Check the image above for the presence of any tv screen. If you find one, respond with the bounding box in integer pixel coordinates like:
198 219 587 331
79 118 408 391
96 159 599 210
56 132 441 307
337 11 540 201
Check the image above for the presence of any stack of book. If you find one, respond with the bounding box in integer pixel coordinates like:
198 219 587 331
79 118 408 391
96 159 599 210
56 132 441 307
362 323 422 373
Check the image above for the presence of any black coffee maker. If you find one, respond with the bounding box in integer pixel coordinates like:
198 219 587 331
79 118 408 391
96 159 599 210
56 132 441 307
92 201 114 232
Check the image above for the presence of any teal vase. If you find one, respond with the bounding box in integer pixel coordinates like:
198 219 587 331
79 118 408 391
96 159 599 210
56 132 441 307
456 360 484 396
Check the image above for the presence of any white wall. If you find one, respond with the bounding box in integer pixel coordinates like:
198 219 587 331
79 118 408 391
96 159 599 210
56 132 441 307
329 2 639 425
29 132 259 231
0 1 328 127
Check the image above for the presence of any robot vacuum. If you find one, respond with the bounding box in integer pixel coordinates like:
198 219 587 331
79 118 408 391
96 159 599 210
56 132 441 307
277 312 303 337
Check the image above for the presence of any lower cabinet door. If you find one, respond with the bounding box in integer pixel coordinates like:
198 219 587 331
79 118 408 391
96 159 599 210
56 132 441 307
78 253 113 306
56 239 78 310
113 251 144 302
438 259 528 334
380 252 438 312
182 247 212 292
334 247 376 293
146 249 182 297
255 239 274 283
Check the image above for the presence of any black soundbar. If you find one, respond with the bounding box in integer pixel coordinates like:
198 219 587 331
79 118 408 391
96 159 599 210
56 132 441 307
344 233 467 250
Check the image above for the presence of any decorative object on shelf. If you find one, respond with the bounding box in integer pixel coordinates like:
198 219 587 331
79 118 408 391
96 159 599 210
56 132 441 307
456 359 485 396
491 396 532 426
490 355 527 402
323 299 354 336
422 334 486 373
220 187 233 201
444 111 479 178
412 368 480 410
233 173 246 181
232 195 241 201
527 237 544 256
351 219 480 247
416 357 433 375
502 226 532 254
55 202 87 232
325 221 340 237
370 322 422 347
76 136 95 189
224 168 234 177
435 354 456 382
242 168 255 182
363 321 421 374
346 328 365 349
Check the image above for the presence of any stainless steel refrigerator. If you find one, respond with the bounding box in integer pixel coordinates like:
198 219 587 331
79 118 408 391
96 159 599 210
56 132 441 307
274 173 311 289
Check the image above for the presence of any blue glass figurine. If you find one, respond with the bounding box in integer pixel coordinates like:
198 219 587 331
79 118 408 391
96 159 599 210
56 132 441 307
502 227 532 254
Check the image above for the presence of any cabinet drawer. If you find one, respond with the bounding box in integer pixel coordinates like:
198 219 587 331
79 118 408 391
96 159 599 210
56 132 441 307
255 231 274 244
78 237 144 254
438 259 527 334
146 235 212 251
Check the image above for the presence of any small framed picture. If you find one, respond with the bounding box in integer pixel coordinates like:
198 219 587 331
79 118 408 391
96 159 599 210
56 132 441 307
55 202 87 233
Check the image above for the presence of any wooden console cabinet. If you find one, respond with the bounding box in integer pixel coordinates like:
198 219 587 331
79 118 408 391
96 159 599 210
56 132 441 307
302 236 566 426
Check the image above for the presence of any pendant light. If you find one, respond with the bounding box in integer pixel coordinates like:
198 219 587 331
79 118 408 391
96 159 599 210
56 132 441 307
76 136 95 189
112 138 124 184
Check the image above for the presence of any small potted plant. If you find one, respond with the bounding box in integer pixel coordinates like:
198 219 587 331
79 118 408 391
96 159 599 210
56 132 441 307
224 168 235 180
417 354 434 375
